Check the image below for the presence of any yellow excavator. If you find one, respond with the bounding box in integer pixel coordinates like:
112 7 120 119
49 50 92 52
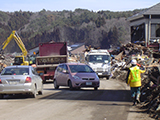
0 30 29 65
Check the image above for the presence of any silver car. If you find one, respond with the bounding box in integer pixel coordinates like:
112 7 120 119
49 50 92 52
0 65 43 98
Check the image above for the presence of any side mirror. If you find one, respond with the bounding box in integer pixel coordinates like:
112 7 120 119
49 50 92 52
62 70 69 74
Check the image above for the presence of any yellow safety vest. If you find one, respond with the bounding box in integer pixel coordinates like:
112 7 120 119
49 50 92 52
130 67 141 82
128 66 145 87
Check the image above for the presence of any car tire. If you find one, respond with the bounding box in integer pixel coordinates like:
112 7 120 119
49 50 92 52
77 87 81 90
68 80 73 90
54 80 59 89
106 76 109 80
38 84 43 95
0 94 4 99
38 91 43 95
31 85 37 98
94 87 98 90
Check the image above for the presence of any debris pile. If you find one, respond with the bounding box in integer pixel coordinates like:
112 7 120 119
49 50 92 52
0 53 14 72
140 67 160 119
110 42 160 119
0 42 159 119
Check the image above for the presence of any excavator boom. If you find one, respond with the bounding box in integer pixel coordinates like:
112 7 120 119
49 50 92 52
0 30 29 65
0 31 28 57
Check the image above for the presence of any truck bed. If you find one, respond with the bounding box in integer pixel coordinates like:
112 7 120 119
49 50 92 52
36 55 67 67
36 42 67 82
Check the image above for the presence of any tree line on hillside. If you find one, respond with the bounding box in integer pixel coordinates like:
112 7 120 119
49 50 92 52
0 8 144 53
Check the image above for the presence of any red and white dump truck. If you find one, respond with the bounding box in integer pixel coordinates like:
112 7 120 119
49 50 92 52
36 42 67 83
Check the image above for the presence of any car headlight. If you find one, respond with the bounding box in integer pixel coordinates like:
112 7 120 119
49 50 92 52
105 66 111 71
95 74 99 79
105 67 109 71
73 75 81 80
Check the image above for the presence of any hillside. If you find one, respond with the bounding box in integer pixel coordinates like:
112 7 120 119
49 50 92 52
0 9 143 53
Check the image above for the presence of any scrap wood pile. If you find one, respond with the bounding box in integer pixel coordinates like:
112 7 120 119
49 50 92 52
140 67 160 119
0 53 14 72
110 42 160 119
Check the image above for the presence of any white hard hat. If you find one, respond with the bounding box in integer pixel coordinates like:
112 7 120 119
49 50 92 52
131 59 137 65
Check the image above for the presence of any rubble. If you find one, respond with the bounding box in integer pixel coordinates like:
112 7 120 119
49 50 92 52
0 53 14 72
110 42 160 119
0 42 160 119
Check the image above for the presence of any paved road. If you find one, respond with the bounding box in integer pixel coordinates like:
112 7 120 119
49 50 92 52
0 79 153 120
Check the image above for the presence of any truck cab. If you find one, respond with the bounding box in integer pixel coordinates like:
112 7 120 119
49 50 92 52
85 49 111 79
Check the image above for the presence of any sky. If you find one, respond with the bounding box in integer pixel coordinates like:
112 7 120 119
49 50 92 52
0 0 160 12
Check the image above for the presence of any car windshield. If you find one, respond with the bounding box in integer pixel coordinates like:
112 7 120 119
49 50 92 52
69 65 94 73
1 68 29 75
88 55 110 63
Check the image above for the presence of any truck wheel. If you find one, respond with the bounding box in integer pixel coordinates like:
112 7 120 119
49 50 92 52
43 80 46 84
54 80 59 89
106 76 109 80
94 87 98 90
68 80 73 90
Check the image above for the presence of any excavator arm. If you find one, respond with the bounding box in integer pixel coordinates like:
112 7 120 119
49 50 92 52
0 30 29 65
0 30 28 57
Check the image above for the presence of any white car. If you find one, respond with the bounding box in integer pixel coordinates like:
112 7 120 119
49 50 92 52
0 65 43 98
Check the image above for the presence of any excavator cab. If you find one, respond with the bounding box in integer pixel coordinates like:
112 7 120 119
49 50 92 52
13 56 29 65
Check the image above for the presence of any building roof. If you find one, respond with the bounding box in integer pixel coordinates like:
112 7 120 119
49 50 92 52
128 2 160 21
144 3 160 15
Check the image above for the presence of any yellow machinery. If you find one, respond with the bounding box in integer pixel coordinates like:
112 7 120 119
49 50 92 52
0 30 29 65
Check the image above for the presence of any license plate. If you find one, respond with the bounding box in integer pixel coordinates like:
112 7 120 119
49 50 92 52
86 82 92 85
98 73 102 75
9 81 19 85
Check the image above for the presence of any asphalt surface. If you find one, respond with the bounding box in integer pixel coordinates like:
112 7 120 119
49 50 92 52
0 78 154 120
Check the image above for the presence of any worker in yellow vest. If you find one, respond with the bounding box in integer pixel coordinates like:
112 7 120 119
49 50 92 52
126 59 145 106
